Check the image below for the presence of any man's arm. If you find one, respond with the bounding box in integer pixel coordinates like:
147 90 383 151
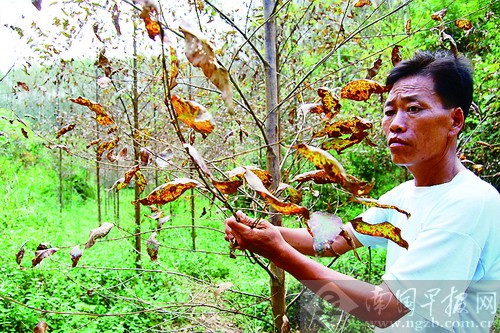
277 226 362 257
226 212 408 327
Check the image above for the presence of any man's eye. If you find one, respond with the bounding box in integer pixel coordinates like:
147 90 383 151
408 106 421 112
384 110 395 116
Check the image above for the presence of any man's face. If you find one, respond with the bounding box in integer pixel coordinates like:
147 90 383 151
382 75 458 169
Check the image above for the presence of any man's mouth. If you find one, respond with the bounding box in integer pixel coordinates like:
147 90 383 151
388 137 408 148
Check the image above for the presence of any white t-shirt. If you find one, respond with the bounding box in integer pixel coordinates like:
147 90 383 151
346 169 500 332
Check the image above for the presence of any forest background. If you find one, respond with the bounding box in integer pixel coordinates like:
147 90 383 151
0 0 498 332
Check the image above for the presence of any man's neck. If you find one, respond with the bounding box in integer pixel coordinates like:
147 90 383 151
408 157 466 187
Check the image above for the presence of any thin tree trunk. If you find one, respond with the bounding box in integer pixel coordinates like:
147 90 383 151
263 0 285 330
95 68 102 225
132 22 142 268
191 188 196 251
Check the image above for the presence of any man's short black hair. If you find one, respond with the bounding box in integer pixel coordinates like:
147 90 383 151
386 50 474 118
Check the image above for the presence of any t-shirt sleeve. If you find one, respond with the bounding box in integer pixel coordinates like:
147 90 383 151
383 228 481 327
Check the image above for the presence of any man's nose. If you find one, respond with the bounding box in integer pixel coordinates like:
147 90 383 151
389 111 407 133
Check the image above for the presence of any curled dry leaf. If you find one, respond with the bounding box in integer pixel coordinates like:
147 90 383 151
146 232 160 261
16 241 28 265
32 248 58 267
405 19 412 35
135 171 147 195
431 8 447 21
183 143 213 179
56 124 76 139
171 95 214 135
354 0 371 8
34 321 48 333
277 183 303 204
228 166 273 188
314 117 373 153
179 25 234 114
391 45 402 66
348 197 411 218
85 222 114 249
342 174 374 197
169 46 179 90
114 165 140 191
350 217 409 249
70 245 83 267
366 58 382 79
281 314 291 333
292 170 332 185
97 137 119 161
311 87 341 119
156 147 173 168
140 6 162 40
138 178 199 206
340 79 387 101
87 138 102 148
244 168 310 219
70 96 114 125
17 81 30 91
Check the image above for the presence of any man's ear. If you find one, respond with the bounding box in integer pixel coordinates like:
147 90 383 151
449 107 464 136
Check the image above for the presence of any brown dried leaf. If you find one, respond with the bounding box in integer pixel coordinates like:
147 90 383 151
21 128 28 139
340 79 387 101
244 168 310 219
32 248 58 267
171 95 214 135
349 197 411 218
112 4 121 35
405 19 412 35
294 143 347 181
70 96 114 125
354 0 371 7
179 25 234 114
315 117 373 153
292 170 333 185
431 8 447 21
366 58 382 79
350 217 408 249
317 87 341 119
85 222 114 249
455 18 472 30
342 174 374 196
441 32 458 56
70 245 83 267
146 232 160 261
56 123 75 139
212 178 243 195
138 178 199 206
34 321 48 333
135 171 147 195
115 165 140 191
16 241 27 265
17 82 30 91
391 45 402 66
97 137 119 161
169 46 179 90
228 166 273 188
87 138 102 148
140 6 162 40
184 143 213 179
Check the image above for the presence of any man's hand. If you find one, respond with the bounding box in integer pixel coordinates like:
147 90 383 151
224 210 288 261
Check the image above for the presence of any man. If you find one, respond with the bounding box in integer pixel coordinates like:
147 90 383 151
224 50 500 332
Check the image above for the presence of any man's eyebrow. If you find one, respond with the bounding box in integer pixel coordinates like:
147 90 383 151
384 95 421 107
